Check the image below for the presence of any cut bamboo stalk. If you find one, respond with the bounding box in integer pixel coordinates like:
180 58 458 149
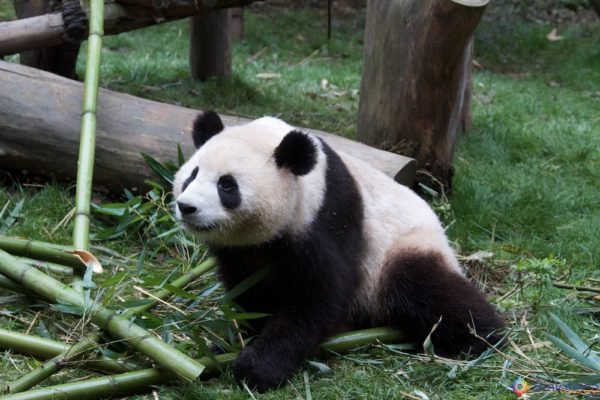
0 274 34 297
20 258 74 276
0 328 408 400
0 237 102 273
319 327 410 353
0 329 142 374
7 258 216 392
72 0 104 252
0 249 205 381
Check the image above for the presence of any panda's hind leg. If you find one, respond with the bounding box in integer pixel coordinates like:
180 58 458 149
378 251 503 357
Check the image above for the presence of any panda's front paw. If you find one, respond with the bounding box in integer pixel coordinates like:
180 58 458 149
232 347 293 393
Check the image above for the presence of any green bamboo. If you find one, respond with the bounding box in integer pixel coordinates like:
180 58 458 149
0 328 69 358
0 237 93 271
20 258 74 276
1 368 173 400
0 249 204 382
6 258 216 392
0 327 411 400
127 257 216 315
72 0 104 251
0 352 240 400
320 327 411 353
0 273 35 296
0 328 143 375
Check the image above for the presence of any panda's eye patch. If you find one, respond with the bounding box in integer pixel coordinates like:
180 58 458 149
217 175 241 209
182 167 199 192
218 175 237 192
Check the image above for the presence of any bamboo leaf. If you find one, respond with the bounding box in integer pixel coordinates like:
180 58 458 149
53 303 84 316
549 313 600 364
0 199 24 233
141 152 175 185
306 360 333 375
177 143 186 166
545 332 600 372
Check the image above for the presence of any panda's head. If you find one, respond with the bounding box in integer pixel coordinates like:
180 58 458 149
173 111 326 246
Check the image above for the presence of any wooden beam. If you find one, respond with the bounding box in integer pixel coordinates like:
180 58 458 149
0 60 417 191
0 0 257 56
0 11 63 56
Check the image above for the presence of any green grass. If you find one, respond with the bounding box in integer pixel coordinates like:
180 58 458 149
1 2 600 399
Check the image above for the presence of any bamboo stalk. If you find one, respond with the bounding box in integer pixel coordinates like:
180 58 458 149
552 282 600 294
0 328 69 358
0 250 205 381
0 273 35 297
1 327 409 399
0 237 101 273
20 258 74 276
72 0 104 251
0 328 143 374
319 327 410 353
1 368 174 400
0 352 239 400
7 258 216 392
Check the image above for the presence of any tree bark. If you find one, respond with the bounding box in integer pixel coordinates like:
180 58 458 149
357 0 488 191
0 60 417 192
189 9 232 80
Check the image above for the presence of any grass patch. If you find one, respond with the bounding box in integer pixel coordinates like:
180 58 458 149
1 2 599 399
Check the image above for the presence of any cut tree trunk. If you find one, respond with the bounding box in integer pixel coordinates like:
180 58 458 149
0 0 257 57
0 60 417 191
189 9 232 80
357 0 488 191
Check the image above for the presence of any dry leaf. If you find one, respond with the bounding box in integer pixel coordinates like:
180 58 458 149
546 28 563 41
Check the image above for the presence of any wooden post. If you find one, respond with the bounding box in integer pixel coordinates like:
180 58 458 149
230 7 244 41
357 0 488 191
0 60 417 191
189 9 232 80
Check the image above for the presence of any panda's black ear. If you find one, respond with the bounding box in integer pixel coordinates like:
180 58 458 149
274 130 317 176
192 111 224 148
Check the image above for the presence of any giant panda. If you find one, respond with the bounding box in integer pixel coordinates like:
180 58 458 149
173 111 503 392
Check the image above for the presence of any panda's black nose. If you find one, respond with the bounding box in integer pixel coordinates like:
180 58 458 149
177 201 197 215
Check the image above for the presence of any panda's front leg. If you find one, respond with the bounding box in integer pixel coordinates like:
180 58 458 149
232 299 341 392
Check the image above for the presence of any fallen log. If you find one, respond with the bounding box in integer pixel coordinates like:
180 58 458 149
0 60 417 192
0 0 257 56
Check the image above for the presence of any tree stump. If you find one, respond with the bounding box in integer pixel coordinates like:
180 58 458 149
357 0 488 191
189 9 232 80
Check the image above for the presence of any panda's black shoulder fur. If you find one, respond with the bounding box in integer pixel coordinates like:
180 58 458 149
211 139 365 391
